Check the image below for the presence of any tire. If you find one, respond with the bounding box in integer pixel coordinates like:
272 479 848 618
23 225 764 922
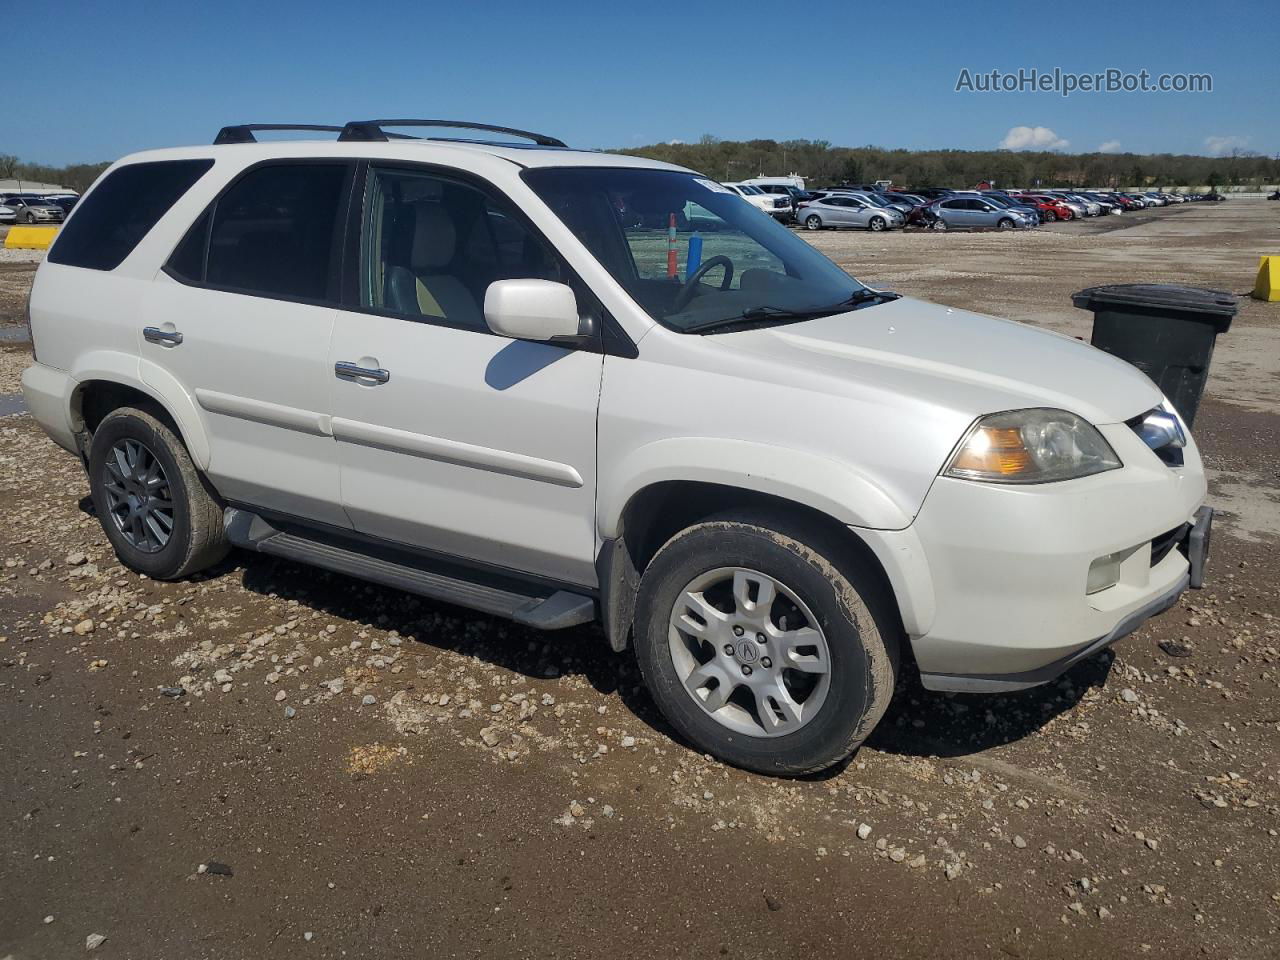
804 215 822 231
930 219 948 231
22 211 34 224
1043 209 1058 222
633 511 898 776
87 406 229 580
997 218 1014 230
868 216 886 232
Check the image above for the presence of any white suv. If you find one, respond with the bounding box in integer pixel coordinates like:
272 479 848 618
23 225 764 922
22 120 1211 775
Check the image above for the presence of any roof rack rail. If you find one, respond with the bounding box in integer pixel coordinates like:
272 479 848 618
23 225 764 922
337 119 567 148
214 124 346 145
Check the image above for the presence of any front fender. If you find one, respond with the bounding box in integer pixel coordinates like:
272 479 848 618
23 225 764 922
597 436 913 540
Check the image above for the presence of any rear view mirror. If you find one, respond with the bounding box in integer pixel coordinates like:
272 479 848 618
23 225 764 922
484 279 582 343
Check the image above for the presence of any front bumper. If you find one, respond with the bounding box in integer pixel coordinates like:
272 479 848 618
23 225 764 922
883 421 1208 692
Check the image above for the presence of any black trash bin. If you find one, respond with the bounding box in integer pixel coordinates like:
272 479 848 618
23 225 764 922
1071 284 1237 428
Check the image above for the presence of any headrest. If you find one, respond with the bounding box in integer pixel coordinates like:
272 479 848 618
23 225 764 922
411 204 457 270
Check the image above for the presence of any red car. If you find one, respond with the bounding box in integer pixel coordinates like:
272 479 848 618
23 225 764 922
1014 194 1075 222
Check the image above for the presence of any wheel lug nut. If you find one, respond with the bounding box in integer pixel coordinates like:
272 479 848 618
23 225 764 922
741 665 752 676
733 626 744 637
756 633 766 643
761 657 772 668
723 644 735 656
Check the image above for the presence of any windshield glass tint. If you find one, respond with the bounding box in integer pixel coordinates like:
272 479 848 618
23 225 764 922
523 168 866 333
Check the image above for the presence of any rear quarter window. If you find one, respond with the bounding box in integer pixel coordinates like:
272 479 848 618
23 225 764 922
47 159 214 271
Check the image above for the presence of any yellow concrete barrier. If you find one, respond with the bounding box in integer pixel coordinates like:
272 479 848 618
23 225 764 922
4 225 59 250
1254 255 1280 302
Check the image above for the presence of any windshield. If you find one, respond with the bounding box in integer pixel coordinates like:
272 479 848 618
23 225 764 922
523 167 872 333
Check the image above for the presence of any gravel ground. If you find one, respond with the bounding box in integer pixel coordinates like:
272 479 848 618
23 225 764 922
1 200 1278 959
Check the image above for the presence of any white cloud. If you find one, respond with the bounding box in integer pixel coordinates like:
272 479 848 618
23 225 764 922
667 139 685 145
1000 125 1070 150
1204 135 1250 156
1097 140 1122 154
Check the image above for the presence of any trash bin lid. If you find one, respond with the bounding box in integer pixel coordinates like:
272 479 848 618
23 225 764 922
1072 283 1238 322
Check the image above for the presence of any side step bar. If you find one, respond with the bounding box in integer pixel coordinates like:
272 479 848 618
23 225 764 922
224 508 595 630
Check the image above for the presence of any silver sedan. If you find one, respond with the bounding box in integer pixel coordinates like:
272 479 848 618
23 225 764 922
798 196 904 232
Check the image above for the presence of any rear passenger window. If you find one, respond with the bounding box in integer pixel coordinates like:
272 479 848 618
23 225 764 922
48 159 213 271
169 163 349 302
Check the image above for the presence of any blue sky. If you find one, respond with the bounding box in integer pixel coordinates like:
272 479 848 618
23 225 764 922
8 0 1277 166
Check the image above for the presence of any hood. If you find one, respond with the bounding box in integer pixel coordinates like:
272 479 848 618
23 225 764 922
725 296 1162 425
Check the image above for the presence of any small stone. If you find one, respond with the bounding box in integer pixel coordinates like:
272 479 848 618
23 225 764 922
284 706 296 719
568 801 585 817
43 915 54 925
907 854 927 869
1120 688 1139 703
621 736 636 748
856 823 872 840
480 726 503 747
763 893 782 912
205 861 233 876
85 934 107 951
1098 906 1113 920
304 931 314 942
361 695 376 706
1013 835 1027 849
160 686 185 698
889 847 907 863
1158 640 1194 658
274 690 287 702
65 551 87 566
73 619 95 636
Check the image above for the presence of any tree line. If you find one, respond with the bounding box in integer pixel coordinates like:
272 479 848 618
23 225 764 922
0 154 112 194
616 136 1280 190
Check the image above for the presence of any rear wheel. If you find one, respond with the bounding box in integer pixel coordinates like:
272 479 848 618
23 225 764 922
634 512 898 776
88 406 229 580
804 215 823 231
868 216 886 232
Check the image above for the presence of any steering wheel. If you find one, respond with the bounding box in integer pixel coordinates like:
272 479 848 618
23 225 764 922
672 256 734 312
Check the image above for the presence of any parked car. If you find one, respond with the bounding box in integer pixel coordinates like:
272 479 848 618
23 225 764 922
21 119 1212 776
930 196 1034 230
1142 192 1168 206
750 183 812 219
724 183 792 220
974 191 1042 225
0 203 15 224
1014 194 1075 222
797 194 903 231
1120 193 1150 208
5 196 65 223
45 195 79 215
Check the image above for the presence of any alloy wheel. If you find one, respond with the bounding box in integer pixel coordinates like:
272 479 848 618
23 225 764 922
668 567 831 738
101 438 175 553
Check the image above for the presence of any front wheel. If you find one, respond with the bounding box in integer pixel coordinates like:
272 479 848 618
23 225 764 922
868 216 886 232
634 513 898 776
997 217 1015 230
804 215 823 230
87 406 229 580
1043 209 1058 222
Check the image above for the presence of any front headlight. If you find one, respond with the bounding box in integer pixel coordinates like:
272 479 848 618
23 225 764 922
945 408 1122 484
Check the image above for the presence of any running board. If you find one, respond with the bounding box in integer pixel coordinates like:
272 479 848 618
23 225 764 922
223 508 595 630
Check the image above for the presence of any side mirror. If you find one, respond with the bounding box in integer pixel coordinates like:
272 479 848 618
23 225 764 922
484 279 582 343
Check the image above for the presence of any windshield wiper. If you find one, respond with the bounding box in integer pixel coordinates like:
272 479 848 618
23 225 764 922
684 289 899 335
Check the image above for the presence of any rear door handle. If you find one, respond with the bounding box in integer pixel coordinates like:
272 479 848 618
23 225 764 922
143 326 183 346
335 361 390 384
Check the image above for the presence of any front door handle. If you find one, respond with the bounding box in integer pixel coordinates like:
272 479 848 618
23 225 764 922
335 361 390 384
143 326 183 346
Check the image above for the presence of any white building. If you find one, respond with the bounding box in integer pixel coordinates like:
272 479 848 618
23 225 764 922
0 179 77 197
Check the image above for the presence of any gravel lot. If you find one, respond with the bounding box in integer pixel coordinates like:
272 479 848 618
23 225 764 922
1 200 1278 959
